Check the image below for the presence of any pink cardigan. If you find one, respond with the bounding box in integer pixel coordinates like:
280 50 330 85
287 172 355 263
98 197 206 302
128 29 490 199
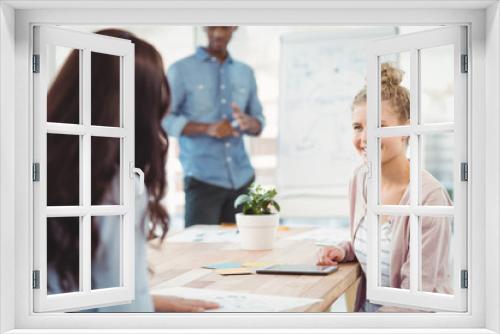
338 164 453 311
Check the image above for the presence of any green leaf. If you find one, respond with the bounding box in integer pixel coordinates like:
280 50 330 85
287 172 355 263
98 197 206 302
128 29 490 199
234 194 250 208
244 205 255 215
238 183 280 215
270 200 280 212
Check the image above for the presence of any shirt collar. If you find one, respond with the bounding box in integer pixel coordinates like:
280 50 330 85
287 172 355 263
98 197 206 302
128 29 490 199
195 46 233 64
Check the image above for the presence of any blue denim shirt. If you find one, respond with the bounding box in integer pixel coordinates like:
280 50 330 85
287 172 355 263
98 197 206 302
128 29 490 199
163 47 265 189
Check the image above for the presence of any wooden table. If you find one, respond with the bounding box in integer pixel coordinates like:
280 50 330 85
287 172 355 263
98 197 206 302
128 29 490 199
148 225 360 312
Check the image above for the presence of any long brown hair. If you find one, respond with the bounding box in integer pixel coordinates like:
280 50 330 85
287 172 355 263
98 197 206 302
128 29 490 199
47 29 170 292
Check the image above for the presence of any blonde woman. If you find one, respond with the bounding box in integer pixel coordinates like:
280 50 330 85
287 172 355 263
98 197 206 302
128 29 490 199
317 63 452 312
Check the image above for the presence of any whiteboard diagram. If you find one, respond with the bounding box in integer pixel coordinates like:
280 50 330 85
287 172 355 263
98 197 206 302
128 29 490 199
278 28 397 199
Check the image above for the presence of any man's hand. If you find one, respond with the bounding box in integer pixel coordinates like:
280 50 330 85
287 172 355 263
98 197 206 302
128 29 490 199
153 295 220 312
206 119 239 139
231 103 261 134
316 246 346 266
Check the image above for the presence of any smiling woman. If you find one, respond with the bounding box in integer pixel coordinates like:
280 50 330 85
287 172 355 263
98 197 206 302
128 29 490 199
318 62 453 312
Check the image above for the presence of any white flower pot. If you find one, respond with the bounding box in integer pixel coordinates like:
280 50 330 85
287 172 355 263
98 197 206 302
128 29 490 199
235 213 279 250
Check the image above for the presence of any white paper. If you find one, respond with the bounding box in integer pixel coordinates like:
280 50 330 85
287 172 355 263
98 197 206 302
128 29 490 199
151 287 322 312
285 227 350 246
167 227 238 243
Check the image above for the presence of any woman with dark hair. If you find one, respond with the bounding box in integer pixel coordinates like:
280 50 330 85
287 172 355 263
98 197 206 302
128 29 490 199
46 28 218 312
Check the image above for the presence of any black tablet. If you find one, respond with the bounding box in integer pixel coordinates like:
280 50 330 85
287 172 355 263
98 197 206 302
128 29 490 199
256 264 338 275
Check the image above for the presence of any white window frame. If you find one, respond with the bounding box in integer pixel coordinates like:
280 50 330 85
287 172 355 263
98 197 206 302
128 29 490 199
0 1 498 333
32 25 136 312
366 26 468 312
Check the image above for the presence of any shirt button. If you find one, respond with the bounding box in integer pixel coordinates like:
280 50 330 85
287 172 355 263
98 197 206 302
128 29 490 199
221 98 226 104
225 142 231 148
227 157 232 162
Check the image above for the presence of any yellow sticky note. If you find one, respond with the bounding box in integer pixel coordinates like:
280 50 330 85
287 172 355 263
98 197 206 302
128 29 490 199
215 268 252 275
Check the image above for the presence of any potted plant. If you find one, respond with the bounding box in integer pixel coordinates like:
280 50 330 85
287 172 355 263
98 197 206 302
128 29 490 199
234 184 281 250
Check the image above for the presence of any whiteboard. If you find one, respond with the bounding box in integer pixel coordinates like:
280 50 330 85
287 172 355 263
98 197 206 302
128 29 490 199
277 28 397 217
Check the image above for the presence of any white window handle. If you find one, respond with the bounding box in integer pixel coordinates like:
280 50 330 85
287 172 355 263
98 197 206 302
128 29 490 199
130 162 145 194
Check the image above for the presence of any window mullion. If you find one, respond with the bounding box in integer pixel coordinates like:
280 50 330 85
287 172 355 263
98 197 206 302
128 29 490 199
35 34 49 307
452 26 468 305
46 206 86 217
416 123 454 134
374 205 411 215
375 123 454 137
46 123 85 135
121 48 134 294
78 49 85 290
409 48 420 293
366 53 379 294
89 205 126 216
375 205 454 216
81 49 92 293
89 125 126 138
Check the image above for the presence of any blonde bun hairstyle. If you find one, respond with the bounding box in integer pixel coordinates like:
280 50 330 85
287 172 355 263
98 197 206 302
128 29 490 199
352 62 410 123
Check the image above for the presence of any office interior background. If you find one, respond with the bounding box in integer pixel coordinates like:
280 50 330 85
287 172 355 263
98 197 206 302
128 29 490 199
50 25 453 235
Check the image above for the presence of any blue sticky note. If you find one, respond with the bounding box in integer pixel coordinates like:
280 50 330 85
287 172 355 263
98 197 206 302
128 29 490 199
202 262 241 269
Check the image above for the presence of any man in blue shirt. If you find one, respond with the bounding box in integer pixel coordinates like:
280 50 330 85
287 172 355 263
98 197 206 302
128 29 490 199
163 26 265 227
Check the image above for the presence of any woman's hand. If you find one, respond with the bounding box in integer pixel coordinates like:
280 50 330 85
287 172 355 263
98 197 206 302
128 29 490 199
153 295 220 312
316 246 346 266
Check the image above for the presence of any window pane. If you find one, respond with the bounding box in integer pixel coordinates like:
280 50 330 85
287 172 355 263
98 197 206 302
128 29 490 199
91 137 121 205
378 137 411 205
420 45 454 124
47 134 80 206
420 132 454 204
47 217 80 294
91 52 121 127
91 215 122 290
419 216 454 294
377 215 409 290
378 52 411 127
47 46 81 124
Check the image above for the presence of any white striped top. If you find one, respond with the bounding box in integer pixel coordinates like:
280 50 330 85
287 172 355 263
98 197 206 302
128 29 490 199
353 217 392 287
